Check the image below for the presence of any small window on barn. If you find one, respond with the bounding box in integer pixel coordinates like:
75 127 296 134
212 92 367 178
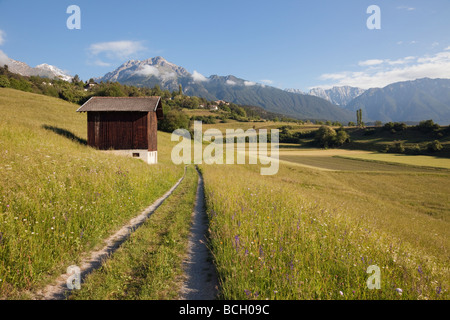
132 153 140 158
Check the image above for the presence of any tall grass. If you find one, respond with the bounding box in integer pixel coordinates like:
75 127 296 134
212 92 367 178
201 163 449 300
0 88 184 297
68 166 198 300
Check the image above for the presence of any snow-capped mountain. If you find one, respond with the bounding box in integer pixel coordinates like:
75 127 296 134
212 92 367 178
285 88 305 95
307 86 366 106
34 64 73 82
96 56 354 122
5 59 72 81
98 56 191 91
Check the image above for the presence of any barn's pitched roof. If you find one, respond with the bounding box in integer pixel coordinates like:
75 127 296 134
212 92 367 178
76 96 162 114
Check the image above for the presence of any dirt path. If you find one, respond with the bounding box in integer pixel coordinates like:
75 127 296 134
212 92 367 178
33 169 186 300
179 168 219 300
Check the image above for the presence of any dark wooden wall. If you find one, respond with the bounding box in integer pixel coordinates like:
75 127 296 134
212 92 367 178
148 111 157 152
87 111 151 150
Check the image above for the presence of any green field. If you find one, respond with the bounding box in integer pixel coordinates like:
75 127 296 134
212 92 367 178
336 153 450 170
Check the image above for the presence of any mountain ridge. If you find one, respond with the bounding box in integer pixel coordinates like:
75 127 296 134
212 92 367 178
96 56 354 122
344 78 450 125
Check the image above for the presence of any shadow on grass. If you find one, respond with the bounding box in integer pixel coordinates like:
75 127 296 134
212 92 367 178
42 125 87 145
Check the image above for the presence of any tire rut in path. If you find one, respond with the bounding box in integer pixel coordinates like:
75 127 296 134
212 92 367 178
33 170 186 300
179 168 219 300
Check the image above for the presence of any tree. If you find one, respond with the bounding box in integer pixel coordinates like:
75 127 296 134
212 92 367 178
314 126 337 148
374 120 383 127
416 119 440 133
72 74 81 83
356 109 363 127
158 109 190 133
427 140 443 152
178 84 183 96
334 128 350 146
348 121 355 127
0 75 10 88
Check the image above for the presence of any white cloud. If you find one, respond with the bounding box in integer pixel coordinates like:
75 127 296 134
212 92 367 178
315 50 450 89
161 72 176 81
445 46 450 51
0 50 11 66
386 56 416 65
244 81 256 86
260 79 273 85
0 30 5 45
135 65 160 77
397 6 415 11
88 40 146 60
226 79 237 85
92 59 111 67
358 59 384 67
192 70 208 82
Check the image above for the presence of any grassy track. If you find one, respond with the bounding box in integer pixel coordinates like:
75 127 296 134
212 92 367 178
68 166 198 300
0 88 184 297
201 161 449 300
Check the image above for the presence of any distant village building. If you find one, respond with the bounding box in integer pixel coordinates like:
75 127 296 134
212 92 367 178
84 82 98 91
208 105 219 111
214 100 230 106
76 97 163 164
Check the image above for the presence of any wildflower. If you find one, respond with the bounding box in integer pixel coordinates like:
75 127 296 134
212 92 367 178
339 291 344 296
418 265 423 275
244 289 251 297
396 288 403 295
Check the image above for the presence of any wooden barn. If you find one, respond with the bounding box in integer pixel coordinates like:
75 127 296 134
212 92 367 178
76 96 163 164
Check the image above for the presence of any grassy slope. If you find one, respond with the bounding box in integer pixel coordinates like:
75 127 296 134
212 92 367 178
0 88 184 297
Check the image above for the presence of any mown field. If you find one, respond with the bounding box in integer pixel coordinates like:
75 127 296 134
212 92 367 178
336 153 450 170
278 154 447 172
0 88 184 298
201 153 449 299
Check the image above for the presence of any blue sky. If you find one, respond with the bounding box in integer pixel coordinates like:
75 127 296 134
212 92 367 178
0 0 449 91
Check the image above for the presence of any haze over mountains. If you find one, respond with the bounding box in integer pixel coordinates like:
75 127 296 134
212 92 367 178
344 78 450 125
2 55 450 124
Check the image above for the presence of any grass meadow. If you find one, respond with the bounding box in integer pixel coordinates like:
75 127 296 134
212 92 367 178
68 166 198 300
0 88 184 298
1 87 449 301
200 158 449 299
